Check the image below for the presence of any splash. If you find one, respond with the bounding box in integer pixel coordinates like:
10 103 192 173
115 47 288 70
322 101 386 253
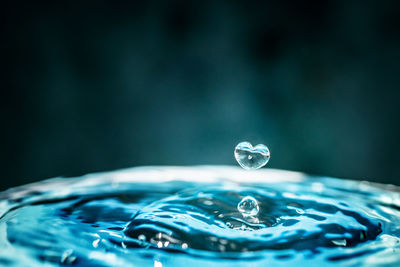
0 166 399 266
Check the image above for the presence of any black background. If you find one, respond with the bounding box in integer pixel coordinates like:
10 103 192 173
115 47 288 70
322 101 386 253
2 0 400 191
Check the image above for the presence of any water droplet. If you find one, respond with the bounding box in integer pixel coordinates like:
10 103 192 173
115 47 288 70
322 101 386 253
237 196 259 216
234 142 270 170
219 239 228 245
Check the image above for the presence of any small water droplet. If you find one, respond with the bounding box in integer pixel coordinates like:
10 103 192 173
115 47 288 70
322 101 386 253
237 196 259 216
234 142 270 170
219 239 228 245
210 236 218 242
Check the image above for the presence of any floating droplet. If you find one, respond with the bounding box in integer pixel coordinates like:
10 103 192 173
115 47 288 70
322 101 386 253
234 142 270 170
237 196 259 216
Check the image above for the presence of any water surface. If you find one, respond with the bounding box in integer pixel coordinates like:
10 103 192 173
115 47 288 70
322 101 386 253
0 166 399 266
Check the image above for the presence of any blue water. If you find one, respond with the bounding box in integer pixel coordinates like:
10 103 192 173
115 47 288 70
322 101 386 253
0 166 399 266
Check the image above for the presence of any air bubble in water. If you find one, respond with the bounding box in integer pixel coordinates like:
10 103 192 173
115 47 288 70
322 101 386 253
234 142 270 170
237 196 259 216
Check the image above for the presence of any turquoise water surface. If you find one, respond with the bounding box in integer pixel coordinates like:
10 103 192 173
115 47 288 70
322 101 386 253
0 166 399 266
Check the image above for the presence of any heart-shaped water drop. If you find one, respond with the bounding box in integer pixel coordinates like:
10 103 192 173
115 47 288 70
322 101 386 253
234 142 270 170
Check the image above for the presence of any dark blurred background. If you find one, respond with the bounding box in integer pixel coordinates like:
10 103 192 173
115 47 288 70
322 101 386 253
2 0 400 191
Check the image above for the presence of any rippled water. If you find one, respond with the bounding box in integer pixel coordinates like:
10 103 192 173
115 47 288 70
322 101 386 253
0 166 399 266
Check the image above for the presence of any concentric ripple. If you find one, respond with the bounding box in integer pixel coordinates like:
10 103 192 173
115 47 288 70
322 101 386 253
0 166 399 266
124 187 382 254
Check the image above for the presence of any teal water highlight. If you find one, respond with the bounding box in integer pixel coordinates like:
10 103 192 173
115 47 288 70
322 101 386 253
0 166 399 266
